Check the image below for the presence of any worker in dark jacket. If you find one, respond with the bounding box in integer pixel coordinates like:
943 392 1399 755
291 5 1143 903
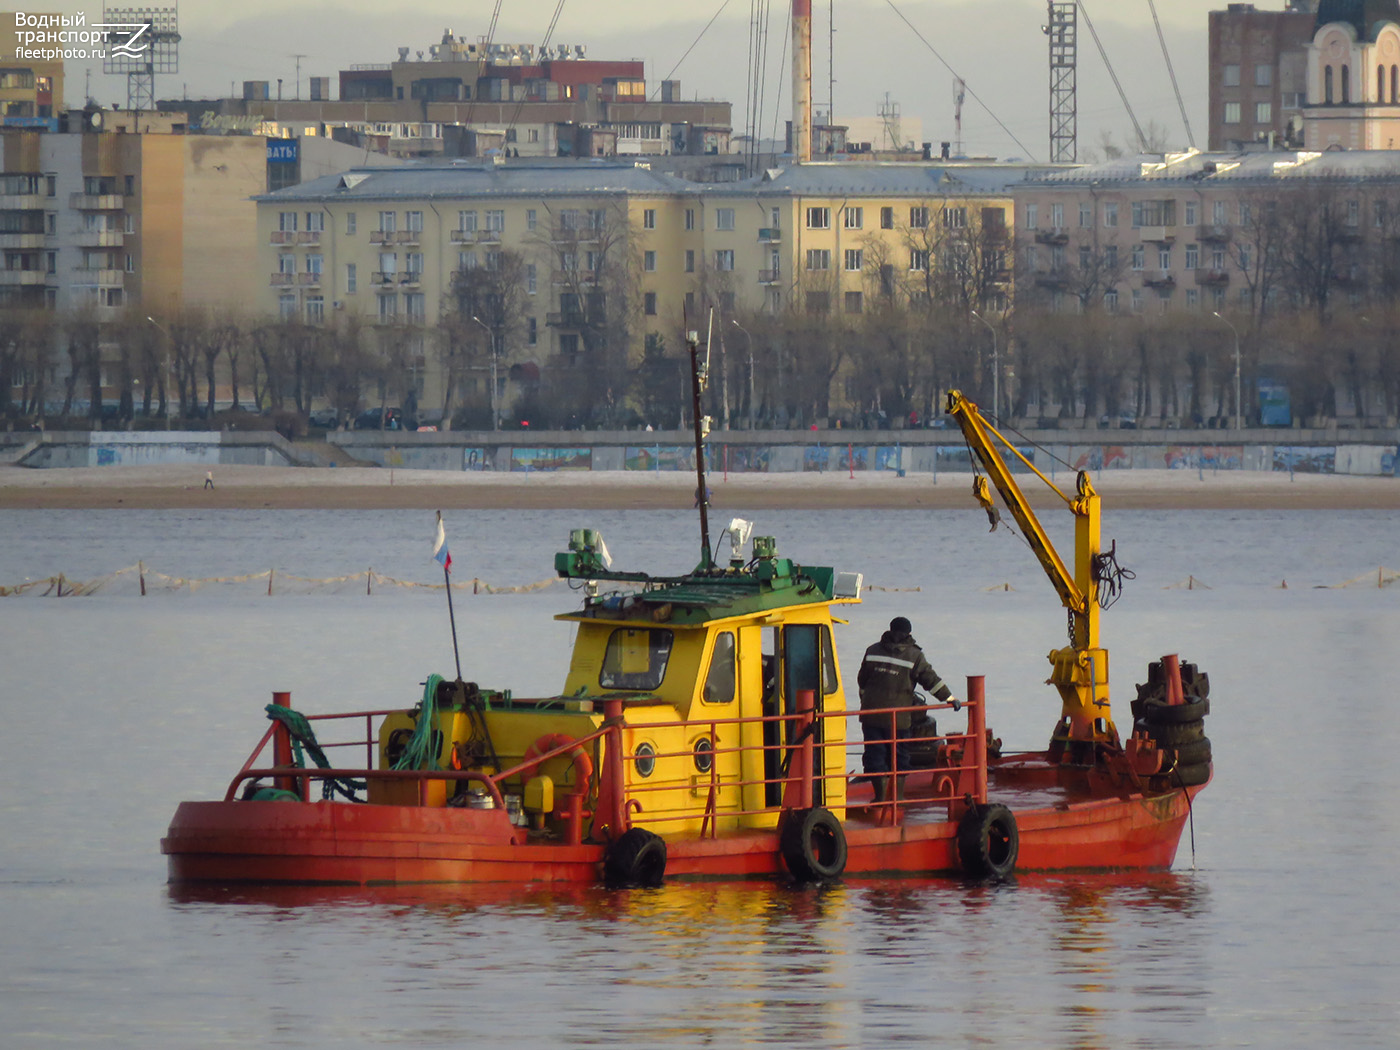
858 616 958 801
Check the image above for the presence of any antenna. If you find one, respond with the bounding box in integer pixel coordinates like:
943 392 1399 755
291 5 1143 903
292 53 306 99
878 91 901 152
101 4 180 113
1044 0 1076 162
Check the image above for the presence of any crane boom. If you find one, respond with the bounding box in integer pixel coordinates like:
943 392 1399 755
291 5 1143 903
945 390 1118 758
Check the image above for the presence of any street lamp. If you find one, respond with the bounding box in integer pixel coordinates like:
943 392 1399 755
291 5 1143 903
970 309 998 420
146 316 175 430
731 319 754 431
1212 311 1242 432
470 315 499 431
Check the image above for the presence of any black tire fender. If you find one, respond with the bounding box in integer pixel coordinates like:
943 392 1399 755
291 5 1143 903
1140 719 1207 747
779 806 848 882
1141 696 1210 724
957 802 1019 880
1170 737 1213 766
603 828 667 888
1171 761 1213 787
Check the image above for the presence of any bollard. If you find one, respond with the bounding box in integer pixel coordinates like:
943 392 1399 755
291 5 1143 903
967 675 988 806
271 690 302 798
1162 653 1185 706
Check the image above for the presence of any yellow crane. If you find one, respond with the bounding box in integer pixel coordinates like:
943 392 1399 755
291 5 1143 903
944 390 1118 762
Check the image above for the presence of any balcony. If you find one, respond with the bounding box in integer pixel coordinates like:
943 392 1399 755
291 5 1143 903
297 272 322 287
1196 225 1231 243
1138 225 1175 243
552 224 599 243
371 271 399 286
370 230 422 245
1033 228 1069 245
757 227 781 242
73 267 124 286
0 194 42 210
0 233 44 249
449 229 477 243
758 269 781 285
1194 268 1230 286
1033 266 1074 289
546 310 587 328
270 272 294 287
1338 223 1364 243
552 269 596 285
1142 270 1176 288
0 269 48 285
476 227 503 244
270 230 296 245
296 231 322 245
69 192 124 210
75 229 123 248
398 271 422 287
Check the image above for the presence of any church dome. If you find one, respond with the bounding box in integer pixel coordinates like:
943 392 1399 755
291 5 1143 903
1316 0 1400 40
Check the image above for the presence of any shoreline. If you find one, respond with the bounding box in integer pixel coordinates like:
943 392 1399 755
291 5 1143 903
1 464 1397 510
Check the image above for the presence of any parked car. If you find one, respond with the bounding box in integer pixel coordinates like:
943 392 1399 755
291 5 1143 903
354 407 403 430
309 408 339 428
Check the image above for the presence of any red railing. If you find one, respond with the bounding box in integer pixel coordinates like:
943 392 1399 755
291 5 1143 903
223 679 990 844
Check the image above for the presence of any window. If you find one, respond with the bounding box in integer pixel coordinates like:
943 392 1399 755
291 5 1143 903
306 253 324 275
1025 202 1038 229
378 251 396 277
715 208 736 231
378 211 396 233
702 632 736 704
1255 64 1272 88
459 251 478 271
378 293 397 322
1025 245 1038 270
599 628 673 691
943 206 967 229
346 212 357 235
805 248 830 270
1213 200 1228 225
844 248 863 271
1049 203 1064 228
714 249 735 271
844 206 863 229
1104 202 1118 227
1375 200 1388 228
644 291 657 315
1185 201 1197 226
1223 63 1240 87
485 210 505 233
587 208 606 230
1224 101 1241 124
644 250 657 272
1131 244 1144 270
685 208 695 230
1212 247 1226 270
685 249 695 273
346 263 357 293
306 212 324 232
527 317 537 345
805 291 830 314
405 252 423 275
404 211 423 234
909 248 929 271
1079 203 1093 228
1104 288 1119 313
880 206 894 229
1079 245 1091 271
643 208 656 229
1255 101 1272 124
1158 246 1171 270
458 210 478 232
279 294 296 319
909 206 929 229
278 254 296 275
1186 288 1199 307
305 297 324 325
278 211 298 232
806 207 830 229
405 293 426 321
1131 288 1143 312
527 263 536 294
1104 244 1118 269
1238 245 1252 270
1185 243 1199 270
527 209 537 231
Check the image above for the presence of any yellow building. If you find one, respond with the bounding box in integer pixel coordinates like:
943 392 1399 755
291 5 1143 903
255 159 1023 423
0 15 63 129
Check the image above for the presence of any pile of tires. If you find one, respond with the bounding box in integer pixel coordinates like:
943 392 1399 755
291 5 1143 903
1132 660 1212 787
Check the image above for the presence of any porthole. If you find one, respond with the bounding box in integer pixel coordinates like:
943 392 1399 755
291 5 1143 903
634 742 657 778
693 737 714 774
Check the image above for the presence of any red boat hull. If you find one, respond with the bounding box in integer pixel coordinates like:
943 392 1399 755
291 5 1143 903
163 773 1207 885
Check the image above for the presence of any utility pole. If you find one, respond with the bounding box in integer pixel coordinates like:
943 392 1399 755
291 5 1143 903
1213 312 1242 431
971 310 998 420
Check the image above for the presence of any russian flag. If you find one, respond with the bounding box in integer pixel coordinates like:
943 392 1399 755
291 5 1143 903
432 514 452 573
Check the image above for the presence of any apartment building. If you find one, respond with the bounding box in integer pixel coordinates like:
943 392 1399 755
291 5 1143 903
1208 2 1316 150
0 15 64 130
0 124 388 320
1012 147 1400 314
254 160 1026 416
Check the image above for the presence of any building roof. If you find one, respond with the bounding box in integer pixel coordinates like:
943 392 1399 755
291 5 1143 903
1022 148 1400 185
258 158 1061 204
1316 0 1400 39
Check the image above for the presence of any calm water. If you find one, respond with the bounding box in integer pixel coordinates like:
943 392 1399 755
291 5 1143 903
1 506 1398 1048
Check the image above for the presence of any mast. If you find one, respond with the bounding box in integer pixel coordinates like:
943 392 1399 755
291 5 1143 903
686 330 713 569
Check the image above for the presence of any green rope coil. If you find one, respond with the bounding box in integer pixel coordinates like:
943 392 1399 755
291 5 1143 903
264 703 366 802
392 674 444 772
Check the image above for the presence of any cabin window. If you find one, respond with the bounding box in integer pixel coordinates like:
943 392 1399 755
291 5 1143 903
702 632 736 704
821 625 838 694
599 628 673 691
633 741 657 777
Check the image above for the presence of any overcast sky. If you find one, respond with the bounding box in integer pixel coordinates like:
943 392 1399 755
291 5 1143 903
71 0 1260 161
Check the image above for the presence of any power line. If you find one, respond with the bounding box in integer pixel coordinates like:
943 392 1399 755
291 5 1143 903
881 0 1038 161
1076 0 1147 151
1146 0 1195 148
